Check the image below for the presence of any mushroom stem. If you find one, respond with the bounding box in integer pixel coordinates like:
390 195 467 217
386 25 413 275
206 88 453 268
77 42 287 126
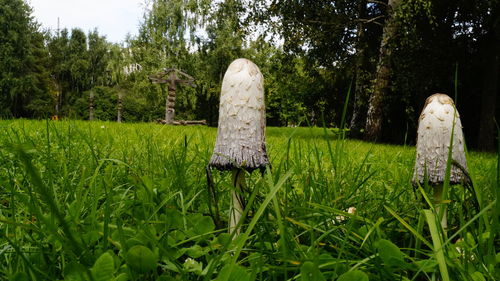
229 168 246 235
433 184 448 230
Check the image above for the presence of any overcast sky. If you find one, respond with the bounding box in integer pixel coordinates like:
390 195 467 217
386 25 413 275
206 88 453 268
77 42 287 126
28 0 146 43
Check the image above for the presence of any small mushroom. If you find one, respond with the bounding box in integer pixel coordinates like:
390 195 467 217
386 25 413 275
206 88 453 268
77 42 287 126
208 58 269 234
413 93 471 229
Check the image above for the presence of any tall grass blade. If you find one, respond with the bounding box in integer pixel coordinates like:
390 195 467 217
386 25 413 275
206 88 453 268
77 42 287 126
385 206 432 248
423 209 450 281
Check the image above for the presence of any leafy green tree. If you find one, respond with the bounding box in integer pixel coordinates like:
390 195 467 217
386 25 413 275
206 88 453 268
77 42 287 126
251 0 385 129
67 28 89 97
0 0 51 118
133 0 209 121
191 0 247 125
475 1 499 151
47 28 71 116
88 29 109 88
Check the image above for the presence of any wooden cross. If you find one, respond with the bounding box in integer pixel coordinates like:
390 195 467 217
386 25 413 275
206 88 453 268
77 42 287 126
149 68 196 124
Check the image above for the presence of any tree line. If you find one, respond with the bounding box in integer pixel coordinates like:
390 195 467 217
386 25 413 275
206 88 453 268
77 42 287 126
0 0 498 150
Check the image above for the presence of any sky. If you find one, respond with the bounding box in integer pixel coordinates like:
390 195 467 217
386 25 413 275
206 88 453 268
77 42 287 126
28 0 146 43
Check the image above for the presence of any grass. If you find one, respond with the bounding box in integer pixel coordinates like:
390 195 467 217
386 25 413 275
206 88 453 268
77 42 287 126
0 119 497 280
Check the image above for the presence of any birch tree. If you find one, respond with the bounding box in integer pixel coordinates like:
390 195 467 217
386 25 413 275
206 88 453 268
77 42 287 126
364 0 401 141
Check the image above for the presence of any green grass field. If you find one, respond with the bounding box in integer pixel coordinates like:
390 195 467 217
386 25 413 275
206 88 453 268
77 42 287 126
0 120 498 281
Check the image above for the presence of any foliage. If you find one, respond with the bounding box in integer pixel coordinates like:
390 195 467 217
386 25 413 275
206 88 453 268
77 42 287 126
0 0 51 118
0 120 497 280
0 0 498 147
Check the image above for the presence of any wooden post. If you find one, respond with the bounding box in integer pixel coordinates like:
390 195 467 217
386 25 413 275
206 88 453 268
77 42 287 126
89 91 94 121
117 92 123 123
55 92 60 116
149 68 195 124
166 73 177 124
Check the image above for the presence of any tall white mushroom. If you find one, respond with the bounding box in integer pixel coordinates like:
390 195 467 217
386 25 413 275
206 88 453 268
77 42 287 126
208 58 269 234
413 93 471 229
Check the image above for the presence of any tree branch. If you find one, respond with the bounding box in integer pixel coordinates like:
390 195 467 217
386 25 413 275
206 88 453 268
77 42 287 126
354 15 386 26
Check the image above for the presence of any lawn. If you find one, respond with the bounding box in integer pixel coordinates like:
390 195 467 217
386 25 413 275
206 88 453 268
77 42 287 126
0 119 497 280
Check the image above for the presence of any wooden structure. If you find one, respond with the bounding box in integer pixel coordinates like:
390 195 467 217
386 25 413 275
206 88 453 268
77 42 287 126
149 68 197 125
89 91 95 121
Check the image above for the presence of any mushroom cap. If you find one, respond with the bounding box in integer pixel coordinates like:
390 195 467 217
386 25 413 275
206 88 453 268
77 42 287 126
209 58 269 171
413 93 469 186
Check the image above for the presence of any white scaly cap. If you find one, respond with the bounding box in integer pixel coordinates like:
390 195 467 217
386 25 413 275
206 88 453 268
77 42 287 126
209 58 269 171
413 93 470 186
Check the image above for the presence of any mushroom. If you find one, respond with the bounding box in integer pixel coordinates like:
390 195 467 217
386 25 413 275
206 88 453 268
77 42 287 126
413 93 471 229
208 58 269 234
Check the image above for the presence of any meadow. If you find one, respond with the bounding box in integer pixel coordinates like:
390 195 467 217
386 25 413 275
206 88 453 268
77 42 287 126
0 119 497 281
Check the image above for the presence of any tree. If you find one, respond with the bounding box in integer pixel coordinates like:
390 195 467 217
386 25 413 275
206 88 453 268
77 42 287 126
477 2 499 151
0 0 51 118
349 0 371 138
87 29 110 120
68 29 89 96
251 1 385 129
135 0 209 121
364 0 401 141
47 28 71 116
87 29 109 88
107 44 128 122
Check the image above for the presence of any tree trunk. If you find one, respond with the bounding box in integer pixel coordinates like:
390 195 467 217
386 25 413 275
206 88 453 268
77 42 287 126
365 0 400 141
349 0 368 139
477 32 499 151
117 92 123 123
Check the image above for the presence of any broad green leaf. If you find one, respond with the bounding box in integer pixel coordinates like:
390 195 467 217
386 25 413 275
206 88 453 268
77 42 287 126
187 244 208 258
300 261 326 281
318 253 336 270
64 262 86 281
91 252 115 281
82 230 100 245
375 239 406 267
114 273 129 281
190 214 215 235
216 264 251 281
125 238 143 249
126 245 157 273
165 208 185 230
217 233 232 247
337 270 369 281
471 272 486 281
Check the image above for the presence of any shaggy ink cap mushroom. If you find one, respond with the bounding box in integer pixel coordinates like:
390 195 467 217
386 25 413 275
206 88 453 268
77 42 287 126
412 93 470 186
209 58 269 172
